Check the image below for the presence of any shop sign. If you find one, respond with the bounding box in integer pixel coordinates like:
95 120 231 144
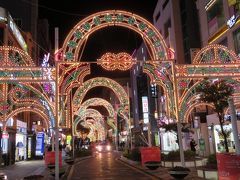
227 14 239 29
35 132 44 156
8 15 27 51
199 138 205 151
142 96 149 113
16 120 27 128
217 153 240 180
66 135 72 145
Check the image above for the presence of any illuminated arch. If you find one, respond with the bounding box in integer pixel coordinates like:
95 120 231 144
143 62 174 117
62 10 169 61
77 98 116 131
73 108 104 136
179 78 240 122
0 46 35 66
6 107 50 129
184 102 215 123
72 77 129 129
193 44 239 64
72 77 128 109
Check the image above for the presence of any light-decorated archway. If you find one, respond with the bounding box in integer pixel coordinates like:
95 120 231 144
176 44 240 122
62 10 170 62
74 108 104 135
6 107 50 129
72 77 130 129
76 98 116 131
0 46 55 128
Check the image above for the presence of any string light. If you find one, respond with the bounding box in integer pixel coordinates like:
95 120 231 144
62 10 168 62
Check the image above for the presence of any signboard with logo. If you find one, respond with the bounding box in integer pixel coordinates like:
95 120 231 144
199 138 205 151
35 132 44 156
217 153 240 180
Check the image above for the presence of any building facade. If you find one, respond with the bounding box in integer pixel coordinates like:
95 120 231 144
196 0 240 56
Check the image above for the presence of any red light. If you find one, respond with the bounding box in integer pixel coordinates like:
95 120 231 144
54 49 63 61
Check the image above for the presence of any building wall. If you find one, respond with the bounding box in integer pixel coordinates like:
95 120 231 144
196 0 240 56
0 0 39 62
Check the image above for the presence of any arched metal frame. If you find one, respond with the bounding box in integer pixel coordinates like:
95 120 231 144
76 98 117 132
62 10 169 62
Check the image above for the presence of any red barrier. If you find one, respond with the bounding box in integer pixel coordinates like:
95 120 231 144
140 147 161 166
44 151 62 167
217 153 240 180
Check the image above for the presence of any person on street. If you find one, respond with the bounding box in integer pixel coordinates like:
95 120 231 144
190 138 197 152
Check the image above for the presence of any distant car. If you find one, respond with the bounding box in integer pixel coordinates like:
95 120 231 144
95 142 112 152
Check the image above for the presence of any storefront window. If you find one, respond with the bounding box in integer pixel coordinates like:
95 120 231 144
233 28 240 56
207 0 225 35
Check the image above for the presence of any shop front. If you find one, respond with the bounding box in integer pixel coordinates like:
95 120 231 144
15 120 27 161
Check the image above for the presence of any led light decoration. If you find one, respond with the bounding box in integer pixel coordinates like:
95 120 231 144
143 62 174 117
72 77 130 131
73 108 105 136
62 10 169 62
192 44 239 64
76 98 117 132
0 46 35 66
176 44 240 123
97 52 135 71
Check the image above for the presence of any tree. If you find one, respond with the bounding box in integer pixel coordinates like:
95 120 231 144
196 79 234 152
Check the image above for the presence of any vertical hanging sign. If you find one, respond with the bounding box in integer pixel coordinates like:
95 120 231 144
35 132 44 156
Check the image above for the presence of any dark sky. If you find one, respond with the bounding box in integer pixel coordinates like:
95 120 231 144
39 0 158 61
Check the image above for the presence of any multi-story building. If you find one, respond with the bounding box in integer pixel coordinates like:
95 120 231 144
130 0 201 148
153 0 201 64
1 0 39 63
196 0 240 56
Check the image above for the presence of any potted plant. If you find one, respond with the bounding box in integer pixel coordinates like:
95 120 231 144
64 158 74 165
169 166 190 179
144 161 161 170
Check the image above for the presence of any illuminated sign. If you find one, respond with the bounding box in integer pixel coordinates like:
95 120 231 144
142 96 149 124
142 96 149 113
8 15 27 51
227 14 239 28
35 132 44 156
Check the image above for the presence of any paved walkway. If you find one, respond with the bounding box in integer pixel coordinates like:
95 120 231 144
119 157 205 180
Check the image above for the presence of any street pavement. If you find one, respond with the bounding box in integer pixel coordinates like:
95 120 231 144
68 152 156 180
0 160 46 180
0 151 205 180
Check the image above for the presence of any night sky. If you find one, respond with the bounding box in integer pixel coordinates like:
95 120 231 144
39 0 158 61
38 1 158 116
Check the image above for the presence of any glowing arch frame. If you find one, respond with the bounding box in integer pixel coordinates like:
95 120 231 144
77 98 116 131
73 108 104 136
62 10 169 61
178 44 240 122
6 107 50 129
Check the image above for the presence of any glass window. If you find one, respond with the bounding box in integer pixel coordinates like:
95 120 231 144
233 28 240 56
207 0 225 35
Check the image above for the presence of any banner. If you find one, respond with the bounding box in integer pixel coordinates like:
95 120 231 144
217 153 240 180
35 132 44 156
140 147 161 166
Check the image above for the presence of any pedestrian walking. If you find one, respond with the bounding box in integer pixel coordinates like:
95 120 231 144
190 138 197 152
